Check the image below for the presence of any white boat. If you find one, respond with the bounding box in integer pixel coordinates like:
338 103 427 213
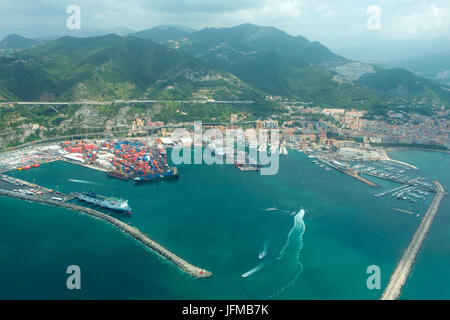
77 190 131 214
280 145 288 156
258 246 267 259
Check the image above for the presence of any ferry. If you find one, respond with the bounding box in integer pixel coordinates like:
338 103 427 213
77 190 131 214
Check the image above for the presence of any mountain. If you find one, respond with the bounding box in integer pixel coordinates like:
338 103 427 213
0 34 41 50
221 51 382 108
389 53 450 86
131 25 194 43
0 34 261 101
357 67 450 106
0 24 449 110
179 23 346 67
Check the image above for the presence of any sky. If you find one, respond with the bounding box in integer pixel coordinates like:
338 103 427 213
0 0 449 60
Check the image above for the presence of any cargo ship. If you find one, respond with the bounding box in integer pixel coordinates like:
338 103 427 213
107 170 135 181
77 190 131 214
133 167 179 183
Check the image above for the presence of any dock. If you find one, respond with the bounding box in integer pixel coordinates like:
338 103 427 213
0 181 211 279
319 158 379 188
363 171 436 193
393 208 414 215
381 181 446 300
375 185 409 198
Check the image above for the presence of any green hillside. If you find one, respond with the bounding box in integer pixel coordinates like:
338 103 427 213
357 67 450 106
0 24 448 111
0 34 262 101
227 52 382 108
180 23 346 66
131 25 192 43
0 34 41 50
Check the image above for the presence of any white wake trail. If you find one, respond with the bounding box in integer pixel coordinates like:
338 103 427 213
68 179 102 186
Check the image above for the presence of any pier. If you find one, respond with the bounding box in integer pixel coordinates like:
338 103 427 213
393 208 414 215
0 183 211 279
363 171 436 193
381 181 445 300
375 185 409 198
319 158 379 188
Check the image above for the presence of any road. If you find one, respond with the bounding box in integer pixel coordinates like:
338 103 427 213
0 99 254 106
381 180 446 300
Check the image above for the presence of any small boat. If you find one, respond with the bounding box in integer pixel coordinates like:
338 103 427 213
258 247 267 260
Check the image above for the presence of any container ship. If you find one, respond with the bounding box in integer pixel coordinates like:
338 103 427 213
107 169 136 181
77 190 131 214
133 167 179 183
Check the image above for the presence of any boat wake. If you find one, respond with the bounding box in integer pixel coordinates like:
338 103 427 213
258 243 268 259
68 179 102 186
265 208 306 298
264 207 291 214
242 262 267 278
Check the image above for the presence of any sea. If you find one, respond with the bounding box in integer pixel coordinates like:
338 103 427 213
0 149 448 299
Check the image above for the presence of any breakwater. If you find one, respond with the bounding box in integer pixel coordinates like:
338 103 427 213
0 189 212 279
381 181 445 300
319 158 379 187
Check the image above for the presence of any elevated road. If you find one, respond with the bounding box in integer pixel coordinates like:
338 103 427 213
0 99 254 106
381 180 446 300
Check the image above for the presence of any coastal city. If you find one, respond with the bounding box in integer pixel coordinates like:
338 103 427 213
0 0 449 306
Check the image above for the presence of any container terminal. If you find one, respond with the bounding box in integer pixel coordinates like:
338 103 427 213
60 140 179 183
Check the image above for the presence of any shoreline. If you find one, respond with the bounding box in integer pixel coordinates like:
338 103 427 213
380 149 418 170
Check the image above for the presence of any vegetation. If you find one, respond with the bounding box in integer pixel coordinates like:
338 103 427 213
370 142 448 151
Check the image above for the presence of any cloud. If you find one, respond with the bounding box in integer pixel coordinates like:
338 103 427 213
384 3 450 40
0 0 449 48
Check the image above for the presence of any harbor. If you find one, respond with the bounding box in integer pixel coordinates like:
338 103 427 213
0 146 448 299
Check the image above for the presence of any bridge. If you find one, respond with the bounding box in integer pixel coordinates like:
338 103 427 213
381 180 446 300
0 99 255 107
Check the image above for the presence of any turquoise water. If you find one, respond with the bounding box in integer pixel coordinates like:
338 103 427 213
0 149 448 299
